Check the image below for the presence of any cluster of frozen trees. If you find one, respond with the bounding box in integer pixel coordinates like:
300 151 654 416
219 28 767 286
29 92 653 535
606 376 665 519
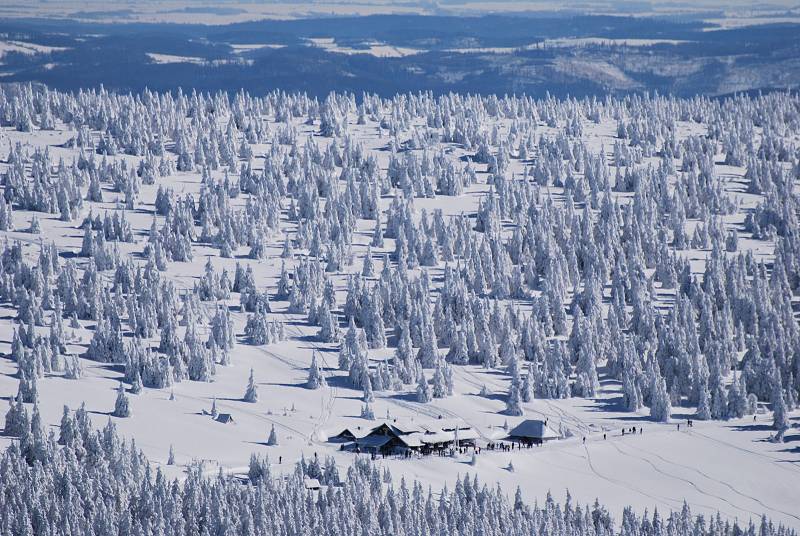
0 223 283 396
1 404 795 536
1 83 799 433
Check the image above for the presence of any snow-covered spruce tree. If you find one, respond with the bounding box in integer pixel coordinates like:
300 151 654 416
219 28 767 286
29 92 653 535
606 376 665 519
113 383 131 418
417 326 439 369
64 354 82 380
432 359 447 399
416 370 431 403
209 306 235 351
307 352 326 389
695 375 712 421
521 363 534 403
243 368 259 403
267 424 278 446
727 371 748 419
649 367 672 423
244 307 285 345
571 315 599 398
130 369 143 395
361 246 375 277
622 365 643 412
0 195 13 231
772 368 789 439
4 393 28 437
360 402 375 420
505 362 524 416
362 371 375 403
317 302 340 343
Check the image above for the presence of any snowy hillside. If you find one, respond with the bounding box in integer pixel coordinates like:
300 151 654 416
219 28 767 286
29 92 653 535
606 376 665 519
0 84 799 531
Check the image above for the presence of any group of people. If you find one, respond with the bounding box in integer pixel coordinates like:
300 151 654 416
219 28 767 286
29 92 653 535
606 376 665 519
485 441 534 452
677 419 695 431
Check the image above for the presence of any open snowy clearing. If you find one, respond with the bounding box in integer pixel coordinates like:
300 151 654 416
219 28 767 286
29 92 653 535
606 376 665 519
0 40 68 59
306 38 423 58
146 53 206 65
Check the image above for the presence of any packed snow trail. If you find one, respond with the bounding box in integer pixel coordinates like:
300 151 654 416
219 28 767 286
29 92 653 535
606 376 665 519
581 443 683 511
606 437 765 520
616 438 800 523
284 322 339 443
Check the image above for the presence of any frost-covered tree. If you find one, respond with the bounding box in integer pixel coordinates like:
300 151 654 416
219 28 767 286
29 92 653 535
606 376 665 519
505 362 524 416
416 371 431 403
113 382 131 418
649 368 671 423
307 353 326 389
244 368 259 403
772 369 789 438
362 371 374 403
267 424 278 446
360 402 375 420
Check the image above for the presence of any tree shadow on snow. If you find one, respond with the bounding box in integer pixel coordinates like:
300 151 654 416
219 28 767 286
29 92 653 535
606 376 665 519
389 391 429 403
778 430 800 443
294 334 325 345
604 414 653 423
216 396 253 402
588 395 627 413
266 381 314 390
245 441 273 448
670 410 700 421
466 391 506 402
731 423 777 433
775 440 800 458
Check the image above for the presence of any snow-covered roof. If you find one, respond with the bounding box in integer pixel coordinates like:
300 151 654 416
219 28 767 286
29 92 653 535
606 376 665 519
304 478 321 490
421 431 454 444
454 428 480 441
356 435 392 449
508 419 559 440
420 418 472 433
397 433 423 448
388 420 425 435
332 426 372 440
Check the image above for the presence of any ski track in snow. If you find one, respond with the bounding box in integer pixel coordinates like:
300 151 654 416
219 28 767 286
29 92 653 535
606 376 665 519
617 438 800 523
284 322 338 443
581 443 683 511
606 438 763 520
687 428 800 474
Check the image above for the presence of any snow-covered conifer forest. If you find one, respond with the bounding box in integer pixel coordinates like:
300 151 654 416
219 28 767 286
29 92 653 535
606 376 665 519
0 82 799 533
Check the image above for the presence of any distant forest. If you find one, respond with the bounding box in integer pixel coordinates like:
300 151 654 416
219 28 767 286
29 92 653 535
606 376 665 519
0 14 798 97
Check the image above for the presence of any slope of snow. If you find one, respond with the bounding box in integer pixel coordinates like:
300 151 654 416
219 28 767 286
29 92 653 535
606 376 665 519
0 90 798 530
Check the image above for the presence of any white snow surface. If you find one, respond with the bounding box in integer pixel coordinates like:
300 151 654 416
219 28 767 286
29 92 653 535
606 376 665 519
0 93 798 530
